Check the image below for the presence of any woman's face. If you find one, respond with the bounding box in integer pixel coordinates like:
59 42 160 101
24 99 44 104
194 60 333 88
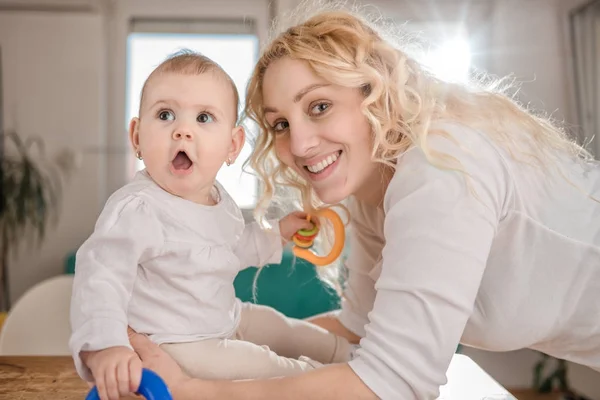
262 57 381 205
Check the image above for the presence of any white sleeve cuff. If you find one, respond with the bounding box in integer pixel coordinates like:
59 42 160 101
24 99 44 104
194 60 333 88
69 318 132 382
349 353 416 400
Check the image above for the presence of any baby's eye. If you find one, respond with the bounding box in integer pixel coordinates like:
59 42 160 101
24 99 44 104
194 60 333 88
272 120 289 132
158 110 175 121
310 102 330 115
197 113 214 123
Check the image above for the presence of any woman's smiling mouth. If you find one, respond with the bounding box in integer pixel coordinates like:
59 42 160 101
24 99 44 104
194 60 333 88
303 150 342 180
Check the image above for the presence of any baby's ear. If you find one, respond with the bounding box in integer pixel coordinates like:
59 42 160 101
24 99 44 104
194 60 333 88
128 117 141 150
228 125 246 163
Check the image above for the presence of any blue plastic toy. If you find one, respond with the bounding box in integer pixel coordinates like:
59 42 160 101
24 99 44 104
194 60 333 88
85 368 172 400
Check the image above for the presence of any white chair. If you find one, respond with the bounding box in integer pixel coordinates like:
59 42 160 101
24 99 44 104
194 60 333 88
0 274 73 355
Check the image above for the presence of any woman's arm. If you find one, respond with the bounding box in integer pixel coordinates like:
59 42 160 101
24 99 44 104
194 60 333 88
199 365 376 400
128 329 377 400
346 124 509 399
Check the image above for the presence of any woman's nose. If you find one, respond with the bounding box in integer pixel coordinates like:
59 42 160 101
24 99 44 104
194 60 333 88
289 123 320 157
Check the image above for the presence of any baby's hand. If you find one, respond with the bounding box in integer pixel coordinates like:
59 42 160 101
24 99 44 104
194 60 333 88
279 211 316 243
82 346 142 400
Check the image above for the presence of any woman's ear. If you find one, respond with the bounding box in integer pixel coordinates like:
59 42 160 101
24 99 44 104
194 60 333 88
129 117 141 153
227 125 246 164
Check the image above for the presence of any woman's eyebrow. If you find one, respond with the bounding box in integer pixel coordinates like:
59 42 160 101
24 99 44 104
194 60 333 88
264 83 330 115
293 83 330 103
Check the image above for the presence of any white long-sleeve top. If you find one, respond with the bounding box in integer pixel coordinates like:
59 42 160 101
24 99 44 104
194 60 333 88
342 121 600 399
69 170 283 381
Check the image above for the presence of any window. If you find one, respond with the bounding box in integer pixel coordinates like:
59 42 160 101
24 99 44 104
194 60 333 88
125 19 259 208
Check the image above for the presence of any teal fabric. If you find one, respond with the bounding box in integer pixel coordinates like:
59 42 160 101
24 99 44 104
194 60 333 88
65 249 340 319
234 251 340 319
65 252 76 274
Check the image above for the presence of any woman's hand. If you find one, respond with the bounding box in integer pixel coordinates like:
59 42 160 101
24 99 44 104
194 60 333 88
127 327 195 398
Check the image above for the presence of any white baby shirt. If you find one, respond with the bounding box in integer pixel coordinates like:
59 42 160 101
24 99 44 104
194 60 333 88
69 170 283 381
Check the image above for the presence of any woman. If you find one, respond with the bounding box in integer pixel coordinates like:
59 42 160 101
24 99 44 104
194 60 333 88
128 4 600 399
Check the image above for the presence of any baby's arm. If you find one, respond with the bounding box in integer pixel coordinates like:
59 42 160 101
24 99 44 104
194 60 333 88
234 212 313 269
234 220 283 269
69 195 163 389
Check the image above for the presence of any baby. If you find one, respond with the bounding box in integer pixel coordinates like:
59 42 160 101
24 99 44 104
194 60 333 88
69 51 352 399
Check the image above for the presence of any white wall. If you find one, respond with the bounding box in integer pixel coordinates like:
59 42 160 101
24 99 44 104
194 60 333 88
487 0 573 123
1 0 598 396
0 9 106 307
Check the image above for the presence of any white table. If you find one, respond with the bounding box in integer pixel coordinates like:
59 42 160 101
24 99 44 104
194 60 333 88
439 353 517 399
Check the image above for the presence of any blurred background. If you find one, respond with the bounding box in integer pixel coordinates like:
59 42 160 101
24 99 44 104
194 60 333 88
0 0 598 398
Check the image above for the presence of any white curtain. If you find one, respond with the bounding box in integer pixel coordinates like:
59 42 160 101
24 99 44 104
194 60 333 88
571 0 600 159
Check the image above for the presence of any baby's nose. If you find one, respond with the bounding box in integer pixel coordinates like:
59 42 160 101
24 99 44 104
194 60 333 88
172 130 193 140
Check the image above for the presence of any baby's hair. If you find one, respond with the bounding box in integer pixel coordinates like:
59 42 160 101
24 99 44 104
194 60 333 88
140 49 240 123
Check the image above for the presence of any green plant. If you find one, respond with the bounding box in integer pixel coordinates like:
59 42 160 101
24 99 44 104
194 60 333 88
532 355 593 399
0 130 76 311
533 353 569 393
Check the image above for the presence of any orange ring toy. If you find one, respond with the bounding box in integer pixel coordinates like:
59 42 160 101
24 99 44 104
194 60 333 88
292 208 345 266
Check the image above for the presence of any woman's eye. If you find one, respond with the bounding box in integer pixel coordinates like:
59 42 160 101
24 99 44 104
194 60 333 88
310 102 330 115
158 110 175 121
272 120 289 132
197 113 214 123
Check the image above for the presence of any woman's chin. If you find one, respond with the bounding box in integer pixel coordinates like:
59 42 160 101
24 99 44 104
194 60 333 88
313 185 348 205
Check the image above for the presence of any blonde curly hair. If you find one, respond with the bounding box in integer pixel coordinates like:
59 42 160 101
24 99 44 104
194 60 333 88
243 1 594 283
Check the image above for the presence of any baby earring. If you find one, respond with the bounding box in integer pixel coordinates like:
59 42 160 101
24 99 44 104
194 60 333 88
226 157 233 166
136 151 143 160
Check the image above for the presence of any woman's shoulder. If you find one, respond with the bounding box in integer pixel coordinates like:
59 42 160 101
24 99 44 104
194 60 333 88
385 120 514 218
394 119 512 179
411 120 508 160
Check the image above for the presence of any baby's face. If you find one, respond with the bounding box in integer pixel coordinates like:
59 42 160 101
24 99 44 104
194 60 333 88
132 72 239 203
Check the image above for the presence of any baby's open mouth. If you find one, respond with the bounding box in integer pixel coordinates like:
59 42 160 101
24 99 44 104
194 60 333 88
172 151 192 171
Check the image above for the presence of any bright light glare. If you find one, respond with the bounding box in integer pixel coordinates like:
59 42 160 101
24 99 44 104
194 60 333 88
420 37 471 82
